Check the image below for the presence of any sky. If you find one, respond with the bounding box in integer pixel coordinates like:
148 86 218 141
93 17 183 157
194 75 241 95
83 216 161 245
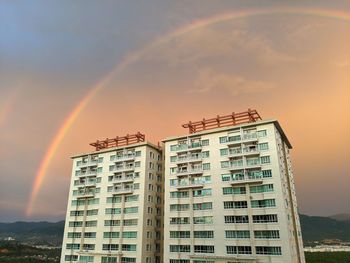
0 0 349 222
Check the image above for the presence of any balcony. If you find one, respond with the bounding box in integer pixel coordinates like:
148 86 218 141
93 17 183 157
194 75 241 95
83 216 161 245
228 147 259 158
76 189 96 198
78 159 98 168
173 142 202 152
75 179 97 187
175 167 203 176
242 133 258 141
228 172 263 185
111 165 135 173
174 181 204 190
111 175 135 183
113 153 135 162
176 155 202 164
76 170 97 177
113 186 134 195
227 159 261 170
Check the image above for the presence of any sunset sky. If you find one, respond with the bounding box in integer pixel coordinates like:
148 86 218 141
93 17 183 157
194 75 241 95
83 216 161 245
0 0 349 222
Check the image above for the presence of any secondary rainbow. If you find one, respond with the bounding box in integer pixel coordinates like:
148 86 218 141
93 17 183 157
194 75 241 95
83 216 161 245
26 6 350 216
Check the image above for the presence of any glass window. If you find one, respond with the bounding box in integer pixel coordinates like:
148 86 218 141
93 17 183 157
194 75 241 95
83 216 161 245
202 163 210 170
257 130 267 137
219 136 228 143
201 139 209 146
260 156 271 164
258 142 269 151
220 148 228 156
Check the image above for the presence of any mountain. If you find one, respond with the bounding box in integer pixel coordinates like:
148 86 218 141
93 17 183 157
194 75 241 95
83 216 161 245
329 213 350 222
300 214 350 244
0 215 350 246
0 221 65 246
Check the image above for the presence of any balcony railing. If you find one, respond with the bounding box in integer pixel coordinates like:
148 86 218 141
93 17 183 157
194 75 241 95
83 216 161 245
176 155 202 163
113 154 135 162
111 175 135 183
173 142 202 152
228 172 263 185
76 170 97 177
175 167 203 175
228 159 261 170
76 190 96 198
110 165 135 172
226 133 258 144
75 179 97 187
175 182 204 189
113 187 134 195
78 159 98 167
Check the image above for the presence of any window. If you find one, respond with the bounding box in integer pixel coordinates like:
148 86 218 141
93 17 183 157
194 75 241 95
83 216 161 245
104 220 120 226
226 246 252 255
97 167 103 173
223 186 246 195
202 163 210 170
125 195 139 202
170 231 190 238
260 156 271 164
121 258 136 263
170 156 177 162
193 231 214 238
258 143 269 151
86 209 98 216
68 221 82 227
170 217 189 225
257 130 267 137
98 157 103 163
170 260 190 263
220 148 228 156
170 145 178 151
193 202 212 210
252 214 278 223
250 184 274 193
103 244 118 251
66 243 80 250
228 134 241 142
201 139 209 146
85 221 97 227
67 232 81 238
103 232 120 238
102 257 117 263
122 244 136 251
193 189 212 197
84 232 96 238
256 246 282 255
194 245 214 253
123 219 138 226
105 208 121 215
251 199 276 208
224 215 249 224
79 256 94 263
170 191 189 198
124 207 138 214
224 201 248 209
170 204 189 211
262 169 272 178
193 216 213 224
122 231 137 238
134 161 140 167
65 255 78 261
221 161 229 168
254 230 280 239
202 151 210 158
219 136 228 143
70 210 84 216
170 245 191 252
225 230 250 239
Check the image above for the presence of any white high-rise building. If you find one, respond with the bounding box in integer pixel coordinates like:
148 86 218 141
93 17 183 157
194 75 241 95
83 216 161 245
162 110 305 263
61 133 164 263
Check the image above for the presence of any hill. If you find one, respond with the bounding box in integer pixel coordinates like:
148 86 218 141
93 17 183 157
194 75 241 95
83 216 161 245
329 213 350 222
300 214 350 244
0 221 64 246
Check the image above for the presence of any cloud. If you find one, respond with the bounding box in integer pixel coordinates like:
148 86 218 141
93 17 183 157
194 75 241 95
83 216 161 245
332 60 350 68
142 25 299 67
189 68 274 95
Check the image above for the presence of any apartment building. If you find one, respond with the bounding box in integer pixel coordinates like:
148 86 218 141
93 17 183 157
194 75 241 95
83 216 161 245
61 133 164 263
163 110 305 263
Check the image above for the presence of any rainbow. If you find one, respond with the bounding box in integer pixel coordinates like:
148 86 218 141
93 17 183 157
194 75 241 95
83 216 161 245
25 6 350 216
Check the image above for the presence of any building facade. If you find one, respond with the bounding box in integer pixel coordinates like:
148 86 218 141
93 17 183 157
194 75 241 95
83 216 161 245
60 134 163 263
163 115 305 263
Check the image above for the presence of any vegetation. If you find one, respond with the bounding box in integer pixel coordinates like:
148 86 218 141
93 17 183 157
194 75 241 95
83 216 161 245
305 252 350 263
0 241 60 263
